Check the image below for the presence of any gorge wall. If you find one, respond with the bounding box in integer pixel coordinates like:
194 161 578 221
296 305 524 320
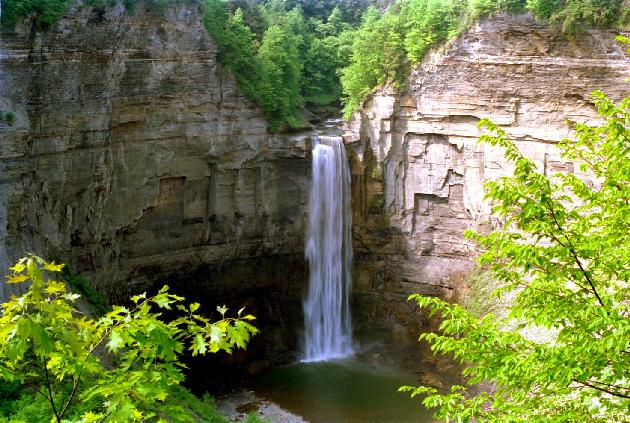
0 5 311 358
345 14 629 342
1 6 629 365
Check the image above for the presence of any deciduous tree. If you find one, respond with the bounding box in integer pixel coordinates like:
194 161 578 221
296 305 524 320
402 92 630 422
0 256 257 422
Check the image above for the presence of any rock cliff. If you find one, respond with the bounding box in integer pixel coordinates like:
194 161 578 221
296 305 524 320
1 7 629 363
345 14 629 340
0 5 310 358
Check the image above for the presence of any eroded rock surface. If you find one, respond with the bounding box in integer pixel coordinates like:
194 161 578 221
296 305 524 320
345 14 629 340
0 6 310 359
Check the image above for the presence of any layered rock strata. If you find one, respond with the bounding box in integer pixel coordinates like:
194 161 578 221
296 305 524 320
345 14 629 341
0 5 310 357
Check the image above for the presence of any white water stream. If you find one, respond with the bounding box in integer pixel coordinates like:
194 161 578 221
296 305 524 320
303 136 353 362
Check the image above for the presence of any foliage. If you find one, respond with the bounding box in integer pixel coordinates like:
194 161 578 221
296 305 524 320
63 269 110 317
401 92 630 422
302 35 343 106
402 0 466 63
1 0 73 28
525 0 563 20
0 112 16 127
163 385 229 423
340 6 405 119
0 380 22 417
284 0 375 25
0 383 229 422
201 0 363 131
0 0 188 28
532 0 625 33
257 24 304 131
469 0 525 19
202 0 264 105
460 268 509 319
0 255 258 422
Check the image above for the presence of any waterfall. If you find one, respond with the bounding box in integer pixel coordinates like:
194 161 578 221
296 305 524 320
302 136 353 362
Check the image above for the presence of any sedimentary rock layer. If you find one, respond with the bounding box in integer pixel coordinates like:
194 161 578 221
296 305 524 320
0 2 310 336
345 14 629 338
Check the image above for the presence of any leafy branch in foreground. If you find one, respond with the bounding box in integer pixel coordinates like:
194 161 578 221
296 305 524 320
0 255 258 422
401 91 630 422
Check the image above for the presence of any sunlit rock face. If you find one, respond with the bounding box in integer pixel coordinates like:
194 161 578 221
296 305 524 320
0 5 310 355
345 14 629 340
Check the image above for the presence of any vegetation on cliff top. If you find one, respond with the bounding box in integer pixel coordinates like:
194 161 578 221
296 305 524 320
402 91 630 422
340 0 629 118
0 256 258 422
201 0 368 131
2 0 626 127
0 0 369 132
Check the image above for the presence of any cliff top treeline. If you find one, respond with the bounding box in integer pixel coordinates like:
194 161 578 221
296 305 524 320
2 0 628 129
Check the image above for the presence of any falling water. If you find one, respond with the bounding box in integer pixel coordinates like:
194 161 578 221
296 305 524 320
303 136 353 362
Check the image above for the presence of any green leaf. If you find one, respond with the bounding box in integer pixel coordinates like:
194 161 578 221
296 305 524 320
43 262 65 272
191 334 207 356
107 330 124 352
44 280 67 294
6 274 28 284
0 256 257 421
153 294 172 309
209 325 223 345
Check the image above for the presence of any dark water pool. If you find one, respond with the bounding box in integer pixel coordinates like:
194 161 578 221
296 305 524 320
253 359 434 423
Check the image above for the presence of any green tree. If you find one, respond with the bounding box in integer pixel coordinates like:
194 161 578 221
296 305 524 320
340 6 405 118
401 91 630 421
402 0 466 63
257 24 304 130
202 0 264 103
302 36 343 106
469 0 525 19
526 0 563 20
0 256 258 422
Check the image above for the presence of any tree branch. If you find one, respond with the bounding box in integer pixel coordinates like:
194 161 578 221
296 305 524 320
545 202 605 307
573 379 630 399
58 374 81 419
43 356 61 422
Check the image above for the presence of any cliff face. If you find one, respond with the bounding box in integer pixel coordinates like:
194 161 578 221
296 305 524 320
0 6 310 356
1 7 629 361
345 14 629 339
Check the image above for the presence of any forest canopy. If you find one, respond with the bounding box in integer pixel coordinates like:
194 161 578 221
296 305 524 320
1 0 628 127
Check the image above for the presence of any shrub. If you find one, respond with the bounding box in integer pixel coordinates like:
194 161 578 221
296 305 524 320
63 269 110 317
526 0 564 20
0 112 16 126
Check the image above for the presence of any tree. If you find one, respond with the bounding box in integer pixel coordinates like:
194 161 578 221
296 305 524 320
0 256 258 422
340 6 405 118
302 36 343 106
257 24 304 130
402 92 630 422
402 0 466 63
